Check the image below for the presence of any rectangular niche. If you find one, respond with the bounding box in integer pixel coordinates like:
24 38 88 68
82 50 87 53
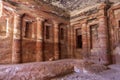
60 28 64 40
76 28 82 49
45 25 50 39
90 24 98 49
0 20 7 36
24 22 32 38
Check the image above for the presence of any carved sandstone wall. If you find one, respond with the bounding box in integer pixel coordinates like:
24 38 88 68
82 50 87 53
70 3 110 64
108 2 120 64
0 0 120 65
0 0 69 64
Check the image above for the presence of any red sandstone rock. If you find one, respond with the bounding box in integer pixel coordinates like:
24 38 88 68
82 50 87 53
0 0 120 66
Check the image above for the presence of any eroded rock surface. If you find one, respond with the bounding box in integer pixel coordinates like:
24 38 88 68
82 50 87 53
0 59 83 80
0 59 120 80
53 64 120 80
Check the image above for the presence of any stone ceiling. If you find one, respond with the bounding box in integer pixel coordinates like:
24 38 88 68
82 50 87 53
42 0 106 11
4 0 120 12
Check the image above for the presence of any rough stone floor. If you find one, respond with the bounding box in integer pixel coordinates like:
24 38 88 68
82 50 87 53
52 64 120 80
52 69 120 80
53 64 120 80
0 59 120 80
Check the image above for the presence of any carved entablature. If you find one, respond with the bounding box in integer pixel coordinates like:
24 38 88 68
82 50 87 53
87 18 97 23
71 7 99 19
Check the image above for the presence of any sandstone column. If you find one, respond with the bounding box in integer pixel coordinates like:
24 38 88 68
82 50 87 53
12 14 22 64
53 21 59 60
36 17 44 62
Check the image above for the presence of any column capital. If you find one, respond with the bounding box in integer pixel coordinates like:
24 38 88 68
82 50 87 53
14 14 25 20
98 3 106 10
81 19 87 24
36 17 45 22
53 20 60 25
14 14 21 18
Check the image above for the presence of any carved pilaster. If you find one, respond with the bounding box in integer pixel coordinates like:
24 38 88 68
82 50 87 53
12 14 22 64
53 21 60 60
36 17 45 62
